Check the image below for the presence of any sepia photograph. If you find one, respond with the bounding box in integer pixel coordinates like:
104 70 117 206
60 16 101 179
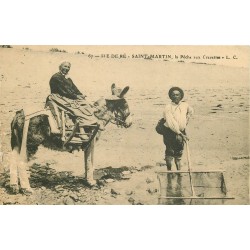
0 45 249 205
1 1 250 249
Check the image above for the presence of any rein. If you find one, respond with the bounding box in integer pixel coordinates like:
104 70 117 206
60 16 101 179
93 105 128 126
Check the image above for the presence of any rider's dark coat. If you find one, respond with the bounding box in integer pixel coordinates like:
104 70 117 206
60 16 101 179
49 72 83 100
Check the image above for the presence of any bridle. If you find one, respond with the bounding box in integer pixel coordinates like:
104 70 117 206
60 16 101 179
106 99 131 127
110 110 129 126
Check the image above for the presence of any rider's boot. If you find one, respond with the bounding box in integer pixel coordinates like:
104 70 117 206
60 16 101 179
78 127 89 140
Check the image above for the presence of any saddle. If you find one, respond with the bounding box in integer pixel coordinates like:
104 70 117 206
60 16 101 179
45 94 100 147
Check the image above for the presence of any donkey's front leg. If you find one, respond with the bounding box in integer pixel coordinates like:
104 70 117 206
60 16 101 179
84 138 96 186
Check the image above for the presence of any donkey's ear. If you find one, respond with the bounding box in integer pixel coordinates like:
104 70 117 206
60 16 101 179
111 83 116 94
111 83 119 96
119 86 129 98
111 83 122 97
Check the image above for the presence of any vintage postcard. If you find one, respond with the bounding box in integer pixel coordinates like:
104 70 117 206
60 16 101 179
0 45 249 205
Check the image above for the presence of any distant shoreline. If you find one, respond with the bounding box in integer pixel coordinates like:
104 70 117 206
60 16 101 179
1 45 248 68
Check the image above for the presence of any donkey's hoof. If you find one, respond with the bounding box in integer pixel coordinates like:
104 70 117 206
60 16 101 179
87 179 97 187
21 188 34 195
10 184 19 194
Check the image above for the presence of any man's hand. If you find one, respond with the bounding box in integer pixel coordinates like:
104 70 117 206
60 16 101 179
180 133 189 142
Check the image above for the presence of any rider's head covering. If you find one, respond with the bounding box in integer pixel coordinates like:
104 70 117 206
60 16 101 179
59 61 71 70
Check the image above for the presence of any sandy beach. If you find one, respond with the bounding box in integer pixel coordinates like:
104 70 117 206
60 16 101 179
0 46 249 205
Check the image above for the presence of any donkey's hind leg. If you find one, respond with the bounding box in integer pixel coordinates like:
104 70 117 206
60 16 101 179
9 147 20 194
18 118 33 194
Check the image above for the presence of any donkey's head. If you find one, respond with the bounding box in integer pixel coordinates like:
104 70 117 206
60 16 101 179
94 84 132 128
107 84 132 128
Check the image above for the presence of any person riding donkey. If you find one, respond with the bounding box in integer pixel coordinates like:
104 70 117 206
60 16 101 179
46 61 104 140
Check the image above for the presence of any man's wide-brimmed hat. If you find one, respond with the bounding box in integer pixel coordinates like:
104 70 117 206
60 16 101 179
168 86 184 100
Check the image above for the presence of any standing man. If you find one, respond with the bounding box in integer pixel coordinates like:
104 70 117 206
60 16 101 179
163 87 194 170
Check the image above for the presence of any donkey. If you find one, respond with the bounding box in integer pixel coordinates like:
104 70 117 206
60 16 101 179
9 84 132 194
